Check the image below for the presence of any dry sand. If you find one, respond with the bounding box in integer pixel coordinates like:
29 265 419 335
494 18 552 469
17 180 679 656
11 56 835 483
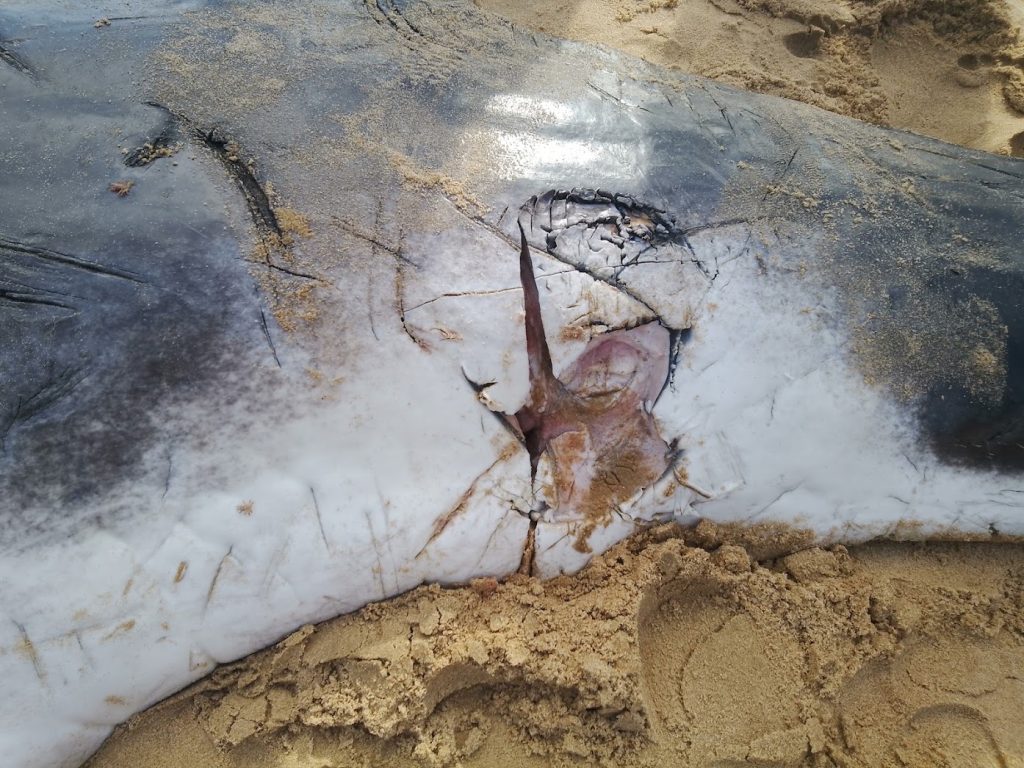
84 2 1024 767
89 522 1024 767
476 0 1024 156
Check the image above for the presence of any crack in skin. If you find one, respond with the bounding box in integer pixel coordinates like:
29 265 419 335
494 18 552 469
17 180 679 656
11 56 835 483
141 103 313 283
138 102 318 368
123 117 180 167
519 188 710 375
0 366 90 451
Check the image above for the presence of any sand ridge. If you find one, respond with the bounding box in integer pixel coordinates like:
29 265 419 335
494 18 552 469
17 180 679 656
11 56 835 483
88 522 1024 767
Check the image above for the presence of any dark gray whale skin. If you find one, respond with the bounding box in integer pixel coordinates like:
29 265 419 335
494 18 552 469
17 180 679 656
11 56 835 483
1 0 1022 550
0 5 270 546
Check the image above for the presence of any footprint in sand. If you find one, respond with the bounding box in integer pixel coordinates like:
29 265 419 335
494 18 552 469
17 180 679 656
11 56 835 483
894 704 1007 768
839 639 1024 767
638 571 812 766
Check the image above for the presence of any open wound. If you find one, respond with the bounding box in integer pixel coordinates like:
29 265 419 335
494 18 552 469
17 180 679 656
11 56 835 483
509 200 676 550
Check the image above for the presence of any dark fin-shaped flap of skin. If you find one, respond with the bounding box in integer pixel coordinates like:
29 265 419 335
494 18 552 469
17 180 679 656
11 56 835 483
515 218 562 480
518 218 556 405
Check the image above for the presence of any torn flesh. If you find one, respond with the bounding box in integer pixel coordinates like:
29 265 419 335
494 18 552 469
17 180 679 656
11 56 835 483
510 216 674 542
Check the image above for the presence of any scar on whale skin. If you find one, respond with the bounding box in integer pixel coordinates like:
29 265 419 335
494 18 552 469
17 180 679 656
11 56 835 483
511 217 673 551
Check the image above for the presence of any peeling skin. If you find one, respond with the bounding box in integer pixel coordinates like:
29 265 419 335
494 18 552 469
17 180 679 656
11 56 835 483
511 217 673 546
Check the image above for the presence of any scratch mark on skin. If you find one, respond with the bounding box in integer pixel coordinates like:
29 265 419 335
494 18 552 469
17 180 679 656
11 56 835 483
13 621 45 684
746 483 803 521
541 529 571 554
404 286 522 312
680 217 755 237
161 452 173 500
310 486 330 552
366 273 379 341
373 480 401 593
700 86 735 134
363 507 388 599
363 0 473 68
416 448 517 557
204 546 234 615
72 630 95 671
909 145 1024 180
0 234 144 283
0 37 36 80
471 510 516 571
392 232 430 350
257 306 281 367
903 452 922 476
330 215 416 265
587 80 652 113
403 268 580 315
262 528 292 597
435 194 667 322
761 148 800 203
354 199 430 349
242 257 318 281
0 289 76 312
0 366 91 450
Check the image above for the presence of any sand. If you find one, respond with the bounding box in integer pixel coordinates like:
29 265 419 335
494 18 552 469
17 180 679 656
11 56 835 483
476 0 1024 156
88 522 1024 767
82 3 1024 766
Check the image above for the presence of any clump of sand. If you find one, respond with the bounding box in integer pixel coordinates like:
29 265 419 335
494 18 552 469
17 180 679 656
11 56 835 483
475 0 1024 156
88 522 1024 767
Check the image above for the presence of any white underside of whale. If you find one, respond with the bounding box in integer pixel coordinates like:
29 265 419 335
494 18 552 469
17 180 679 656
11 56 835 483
3 212 1021 768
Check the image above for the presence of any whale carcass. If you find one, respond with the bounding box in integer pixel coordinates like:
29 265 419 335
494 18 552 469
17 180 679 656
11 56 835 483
0 1 1022 766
